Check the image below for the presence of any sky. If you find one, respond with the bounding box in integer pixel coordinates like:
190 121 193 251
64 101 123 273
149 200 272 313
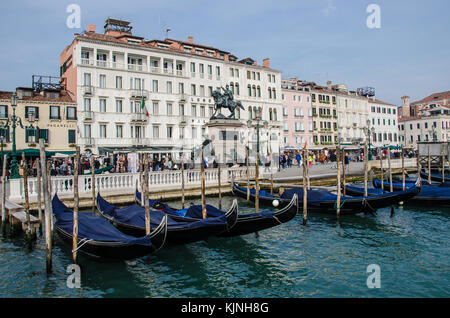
0 0 449 105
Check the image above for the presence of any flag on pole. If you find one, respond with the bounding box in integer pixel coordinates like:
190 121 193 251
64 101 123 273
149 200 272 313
141 96 149 117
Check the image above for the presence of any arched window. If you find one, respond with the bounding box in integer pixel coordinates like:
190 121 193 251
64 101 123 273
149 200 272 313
235 83 240 95
230 82 235 94
269 108 273 121
274 109 277 121
257 86 261 97
268 88 272 99
252 85 256 97
248 85 251 96
272 88 276 99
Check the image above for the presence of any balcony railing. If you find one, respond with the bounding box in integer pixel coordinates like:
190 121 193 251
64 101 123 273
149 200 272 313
131 113 148 122
128 64 144 72
130 89 149 99
82 85 94 95
133 139 147 146
81 137 94 146
82 111 94 120
96 60 109 68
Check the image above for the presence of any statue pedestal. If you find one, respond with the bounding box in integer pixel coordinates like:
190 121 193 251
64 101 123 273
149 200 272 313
206 119 247 166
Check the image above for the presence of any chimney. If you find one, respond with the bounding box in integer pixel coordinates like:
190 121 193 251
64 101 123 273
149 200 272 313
326 81 332 89
87 24 96 33
188 36 193 44
263 58 270 68
401 96 410 118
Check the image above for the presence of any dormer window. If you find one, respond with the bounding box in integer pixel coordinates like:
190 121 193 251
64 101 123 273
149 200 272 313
184 46 192 52
195 49 204 55
157 43 169 49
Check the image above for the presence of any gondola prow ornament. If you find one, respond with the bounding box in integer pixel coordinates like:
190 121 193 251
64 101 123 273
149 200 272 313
211 85 245 119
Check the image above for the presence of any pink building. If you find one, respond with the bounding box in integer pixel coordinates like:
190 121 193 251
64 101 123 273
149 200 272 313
281 78 314 149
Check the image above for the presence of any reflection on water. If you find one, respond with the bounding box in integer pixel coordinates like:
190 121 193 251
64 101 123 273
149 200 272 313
0 195 449 298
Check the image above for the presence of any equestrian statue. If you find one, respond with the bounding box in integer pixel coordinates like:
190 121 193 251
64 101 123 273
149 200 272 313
211 85 245 119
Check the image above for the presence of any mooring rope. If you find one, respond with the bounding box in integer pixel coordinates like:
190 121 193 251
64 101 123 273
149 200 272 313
72 238 94 253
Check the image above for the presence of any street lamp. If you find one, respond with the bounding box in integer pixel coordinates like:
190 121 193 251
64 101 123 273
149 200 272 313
364 119 375 160
2 93 23 179
247 108 269 166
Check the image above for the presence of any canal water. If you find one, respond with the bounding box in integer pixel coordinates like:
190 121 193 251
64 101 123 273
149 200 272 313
0 195 449 298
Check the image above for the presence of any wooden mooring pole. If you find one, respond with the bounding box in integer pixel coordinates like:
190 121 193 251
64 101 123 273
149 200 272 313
21 152 33 240
246 147 250 202
388 147 393 192
144 156 150 235
380 153 384 191
402 147 405 190
36 158 43 234
218 159 222 210
255 149 260 213
139 153 144 207
342 149 346 196
442 151 445 183
364 141 368 197
336 146 341 217
1 154 7 233
39 139 52 273
91 155 96 212
181 155 185 209
428 145 431 185
201 149 207 219
302 148 308 225
72 146 80 264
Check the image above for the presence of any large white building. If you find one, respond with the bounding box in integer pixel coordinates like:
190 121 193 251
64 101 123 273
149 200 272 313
59 19 283 161
398 92 450 148
367 97 399 148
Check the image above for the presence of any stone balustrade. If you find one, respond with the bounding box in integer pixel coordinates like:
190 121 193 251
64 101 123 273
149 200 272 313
9 167 256 203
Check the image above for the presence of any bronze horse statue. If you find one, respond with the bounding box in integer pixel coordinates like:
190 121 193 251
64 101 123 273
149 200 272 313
211 90 245 119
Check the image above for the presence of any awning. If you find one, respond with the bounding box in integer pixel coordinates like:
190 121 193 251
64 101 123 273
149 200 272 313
1 149 75 158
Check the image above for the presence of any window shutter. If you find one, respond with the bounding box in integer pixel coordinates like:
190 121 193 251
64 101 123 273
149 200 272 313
39 129 49 143
68 130 76 144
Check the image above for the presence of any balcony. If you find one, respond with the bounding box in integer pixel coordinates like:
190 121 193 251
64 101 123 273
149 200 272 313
179 94 188 102
180 115 188 126
96 60 109 68
133 138 147 147
81 137 95 146
82 111 94 120
80 58 95 66
130 89 149 99
131 113 148 122
82 85 94 95
163 68 174 75
128 64 144 72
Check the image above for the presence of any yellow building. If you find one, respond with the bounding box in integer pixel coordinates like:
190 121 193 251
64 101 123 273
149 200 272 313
0 87 77 156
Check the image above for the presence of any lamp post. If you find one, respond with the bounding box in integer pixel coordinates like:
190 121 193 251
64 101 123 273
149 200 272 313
247 109 269 166
2 93 23 179
364 119 375 161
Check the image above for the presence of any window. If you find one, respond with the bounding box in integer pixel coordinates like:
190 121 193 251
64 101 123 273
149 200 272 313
166 81 172 94
99 124 107 138
25 127 36 143
191 84 196 96
166 103 173 116
68 130 76 144
179 127 185 139
152 102 159 115
152 80 159 92
84 98 91 111
116 100 123 113
247 71 251 79
116 125 123 138
167 126 173 139
191 105 197 117
25 106 39 119
153 125 159 138
200 85 205 96
179 83 185 94
0 105 7 118
66 106 76 120
49 106 60 119
99 99 106 112
99 74 106 88
115 76 122 89
38 129 49 143
83 73 91 86
200 105 205 117
179 104 185 116
191 126 197 139
84 124 91 138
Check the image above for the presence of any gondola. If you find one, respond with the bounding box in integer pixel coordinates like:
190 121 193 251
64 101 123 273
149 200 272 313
135 189 299 237
52 194 167 260
96 193 238 245
420 169 450 183
233 182 421 215
371 178 450 206
231 183 291 208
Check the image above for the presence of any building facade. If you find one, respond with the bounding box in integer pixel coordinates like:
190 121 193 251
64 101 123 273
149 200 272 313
281 78 313 149
59 19 283 160
0 87 77 154
398 92 450 148
367 98 399 148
